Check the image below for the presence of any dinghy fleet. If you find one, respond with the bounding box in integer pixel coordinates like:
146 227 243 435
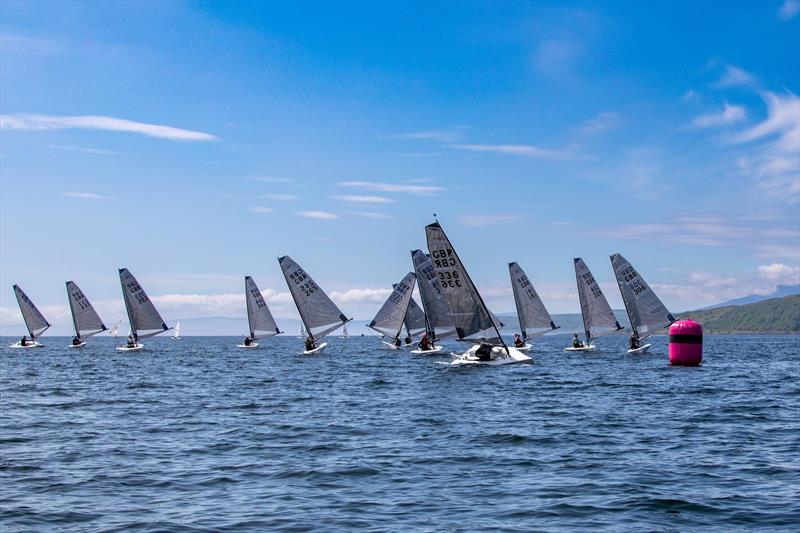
7 219 676 365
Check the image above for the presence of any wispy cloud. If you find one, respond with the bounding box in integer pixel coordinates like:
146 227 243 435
757 262 800 284
691 103 747 128
382 127 466 143
533 39 581 78
258 194 297 201
61 192 108 200
459 214 524 227
682 89 701 102
334 195 394 204
329 288 391 304
778 0 800 20
732 92 799 149
50 144 121 155
578 111 621 133
449 143 570 159
244 176 293 183
297 210 339 220
339 181 444 195
249 206 274 214
1 114 217 141
348 211 394 219
713 65 756 89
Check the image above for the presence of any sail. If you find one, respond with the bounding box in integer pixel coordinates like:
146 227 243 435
411 249 457 340
573 258 622 340
279 256 350 340
610 253 675 339
425 222 503 343
508 262 558 340
13 285 51 339
245 276 281 340
173 321 181 338
404 297 428 337
368 273 417 338
118 268 169 341
109 321 121 337
342 323 349 338
66 281 107 339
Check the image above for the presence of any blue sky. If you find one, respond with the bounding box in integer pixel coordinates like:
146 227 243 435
1 0 799 328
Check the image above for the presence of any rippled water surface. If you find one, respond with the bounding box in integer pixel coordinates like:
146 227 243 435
1 334 798 532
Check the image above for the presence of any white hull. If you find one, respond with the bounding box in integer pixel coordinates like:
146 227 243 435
410 345 444 355
514 343 533 352
564 344 596 352
627 343 651 355
9 341 44 348
67 342 87 348
301 342 327 355
171 337 181 340
450 345 532 366
237 342 260 349
381 341 402 350
117 343 144 352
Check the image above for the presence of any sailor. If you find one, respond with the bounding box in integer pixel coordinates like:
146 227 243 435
72 336 82 346
572 334 583 348
475 342 494 361
243 336 252 346
404 335 412 345
513 333 525 348
418 333 433 351
629 332 640 350
127 335 136 348
394 336 402 348
19 336 28 347
305 336 315 352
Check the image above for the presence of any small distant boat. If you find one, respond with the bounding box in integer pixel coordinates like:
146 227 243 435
238 276 281 348
66 281 107 348
109 320 122 338
172 321 181 340
508 262 559 352
117 268 170 351
565 258 623 352
279 256 352 355
368 272 417 350
9 285 50 348
340 322 349 340
610 253 676 354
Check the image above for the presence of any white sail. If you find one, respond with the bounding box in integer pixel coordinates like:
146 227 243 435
109 321 121 337
411 249 457 340
404 297 428 338
173 321 181 338
342 322 349 338
245 276 281 340
13 285 51 339
508 262 558 340
610 253 675 339
369 273 417 339
66 281 107 339
425 222 504 344
279 256 351 341
573 258 622 340
300 323 306 337
118 268 170 341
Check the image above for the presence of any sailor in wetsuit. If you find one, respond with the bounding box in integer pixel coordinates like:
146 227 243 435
418 333 433 351
572 334 584 348
304 336 315 352
72 336 82 346
513 333 525 348
629 333 640 350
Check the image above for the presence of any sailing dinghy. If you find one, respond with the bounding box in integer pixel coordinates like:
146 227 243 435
508 262 559 352
238 276 281 348
425 221 531 366
117 268 170 351
9 285 51 348
172 321 181 340
409 249 456 354
279 256 352 354
611 253 676 354
66 281 107 348
368 273 417 350
565 258 623 352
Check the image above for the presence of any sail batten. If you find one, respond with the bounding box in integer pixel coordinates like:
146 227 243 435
508 262 558 341
66 281 107 339
369 273 417 339
411 249 457 340
245 276 281 340
573 258 622 340
610 253 675 339
118 268 169 341
13 285 51 339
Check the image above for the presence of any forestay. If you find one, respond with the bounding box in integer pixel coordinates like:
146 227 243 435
66 281 107 339
425 222 503 343
574 258 622 340
411 249 457 340
245 276 281 339
13 285 51 339
118 268 169 341
508 262 558 340
369 272 417 338
404 298 428 338
279 255 350 340
610 253 675 339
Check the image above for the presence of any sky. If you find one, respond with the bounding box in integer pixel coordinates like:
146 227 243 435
1 0 799 330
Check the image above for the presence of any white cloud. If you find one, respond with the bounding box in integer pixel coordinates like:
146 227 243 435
691 103 747 128
50 144 121 155
383 127 466 143
459 214 524 227
732 92 799 150
329 288 391 304
249 207 274 214
682 90 701 102
449 143 569 159
578 111 621 133
334 195 394 204
244 176 293 183
533 39 581 78
338 181 444 195
0 114 216 141
713 65 755 89
258 194 297 201
349 211 394 219
757 263 800 284
778 0 800 20
297 210 339 220
61 192 107 200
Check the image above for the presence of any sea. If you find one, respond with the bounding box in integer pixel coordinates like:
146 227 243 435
1 334 798 532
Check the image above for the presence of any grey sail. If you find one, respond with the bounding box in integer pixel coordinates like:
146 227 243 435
245 276 281 340
13 285 51 339
279 255 351 340
411 249 457 340
610 253 675 339
66 281 107 339
404 297 428 337
118 268 169 341
573 258 622 340
425 222 503 343
508 262 558 341
369 272 417 339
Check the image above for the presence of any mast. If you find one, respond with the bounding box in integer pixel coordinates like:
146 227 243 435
119 268 138 342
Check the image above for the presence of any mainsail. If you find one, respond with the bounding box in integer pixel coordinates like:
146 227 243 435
279 256 351 341
368 272 417 339
118 268 169 341
411 249 457 340
404 297 428 338
13 285 51 339
508 262 558 341
573 258 622 340
425 221 505 345
245 276 281 340
610 253 675 339
66 281 107 339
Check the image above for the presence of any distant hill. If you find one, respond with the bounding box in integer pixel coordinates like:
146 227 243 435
703 284 800 309
681 294 800 334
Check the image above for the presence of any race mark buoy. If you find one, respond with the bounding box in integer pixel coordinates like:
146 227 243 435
668 320 703 366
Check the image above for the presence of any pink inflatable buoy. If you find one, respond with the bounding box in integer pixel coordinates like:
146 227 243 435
669 320 703 366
